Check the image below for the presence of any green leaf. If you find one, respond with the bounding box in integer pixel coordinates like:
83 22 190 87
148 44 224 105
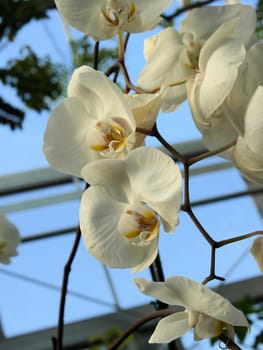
0 46 65 112
0 0 53 42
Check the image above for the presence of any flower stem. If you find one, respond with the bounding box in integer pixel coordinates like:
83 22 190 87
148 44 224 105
188 140 236 166
54 225 82 350
152 123 185 163
117 31 125 61
216 230 263 248
148 75 196 93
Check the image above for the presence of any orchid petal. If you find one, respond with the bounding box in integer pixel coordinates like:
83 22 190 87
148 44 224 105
134 277 184 305
243 86 263 154
165 276 249 328
199 40 246 118
80 186 153 269
126 148 182 232
0 213 20 264
43 96 97 177
81 159 131 203
194 314 223 339
181 4 256 45
250 237 263 273
125 92 161 146
232 86 263 183
149 312 190 343
68 66 135 129
134 276 249 328
55 0 172 40
125 0 173 33
54 0 117 40
138 27 192 92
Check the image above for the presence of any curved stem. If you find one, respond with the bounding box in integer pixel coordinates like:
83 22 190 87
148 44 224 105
117 31 124 61
188 140 236 166
182 206 216 246
136 127 155 136
152 123 185 163
147 74 196 93
118 60 147 93
219 333 242 350
216 230 263 248
108 309 174 350
54 225 82 350
93 41 100 70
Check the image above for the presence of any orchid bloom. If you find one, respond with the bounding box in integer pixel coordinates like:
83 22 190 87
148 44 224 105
0 213 20 264
229 86 263 184
134 276 249 343
192 41 263 154
54 0 172 41
79 147 182 272
138 4 255 112
250 237 263 273
44 66 161 178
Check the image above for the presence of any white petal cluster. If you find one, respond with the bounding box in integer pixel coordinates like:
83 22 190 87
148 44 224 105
0 213 20 264
139 4 256 112
54 0 173 40
134 276 249 342
79 147 182 272
41 3 261 346
43 66 161 178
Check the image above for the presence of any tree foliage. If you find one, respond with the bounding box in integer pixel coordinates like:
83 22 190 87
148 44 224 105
0 0 119 130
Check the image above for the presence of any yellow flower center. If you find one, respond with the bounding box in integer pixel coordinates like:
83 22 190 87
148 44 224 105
89 117 132 158
118 205 160 246
90 121 125 151
102 0 136 26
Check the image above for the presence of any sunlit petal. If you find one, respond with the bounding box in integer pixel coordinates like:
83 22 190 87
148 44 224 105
80 186 151 268
149 312 190 343
199 39 246 118
81 158 131 203
194 314 223 339
181 4 256 45
232 86 263 184
55 0 172 40
0 213 20 264
165 276 249 328
250 237 263 273
126 148 182 232
125 92 161 146
43 96 97 177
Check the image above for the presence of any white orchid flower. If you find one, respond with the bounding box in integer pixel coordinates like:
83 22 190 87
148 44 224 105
187 41 263 155
187 15 247 131
138 27 193 112
134 276 249 343
54 0 172 41
180 4 256 45
138 4 255 112
43 66 139 177
230 86 263 184
79 147 182 272
250 237 263 273
0 213 20 264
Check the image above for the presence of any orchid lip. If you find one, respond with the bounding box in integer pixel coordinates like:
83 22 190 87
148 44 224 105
101 1 136 26
118 205 160 247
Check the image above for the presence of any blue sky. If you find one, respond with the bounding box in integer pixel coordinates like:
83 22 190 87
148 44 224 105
0 1 262 349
